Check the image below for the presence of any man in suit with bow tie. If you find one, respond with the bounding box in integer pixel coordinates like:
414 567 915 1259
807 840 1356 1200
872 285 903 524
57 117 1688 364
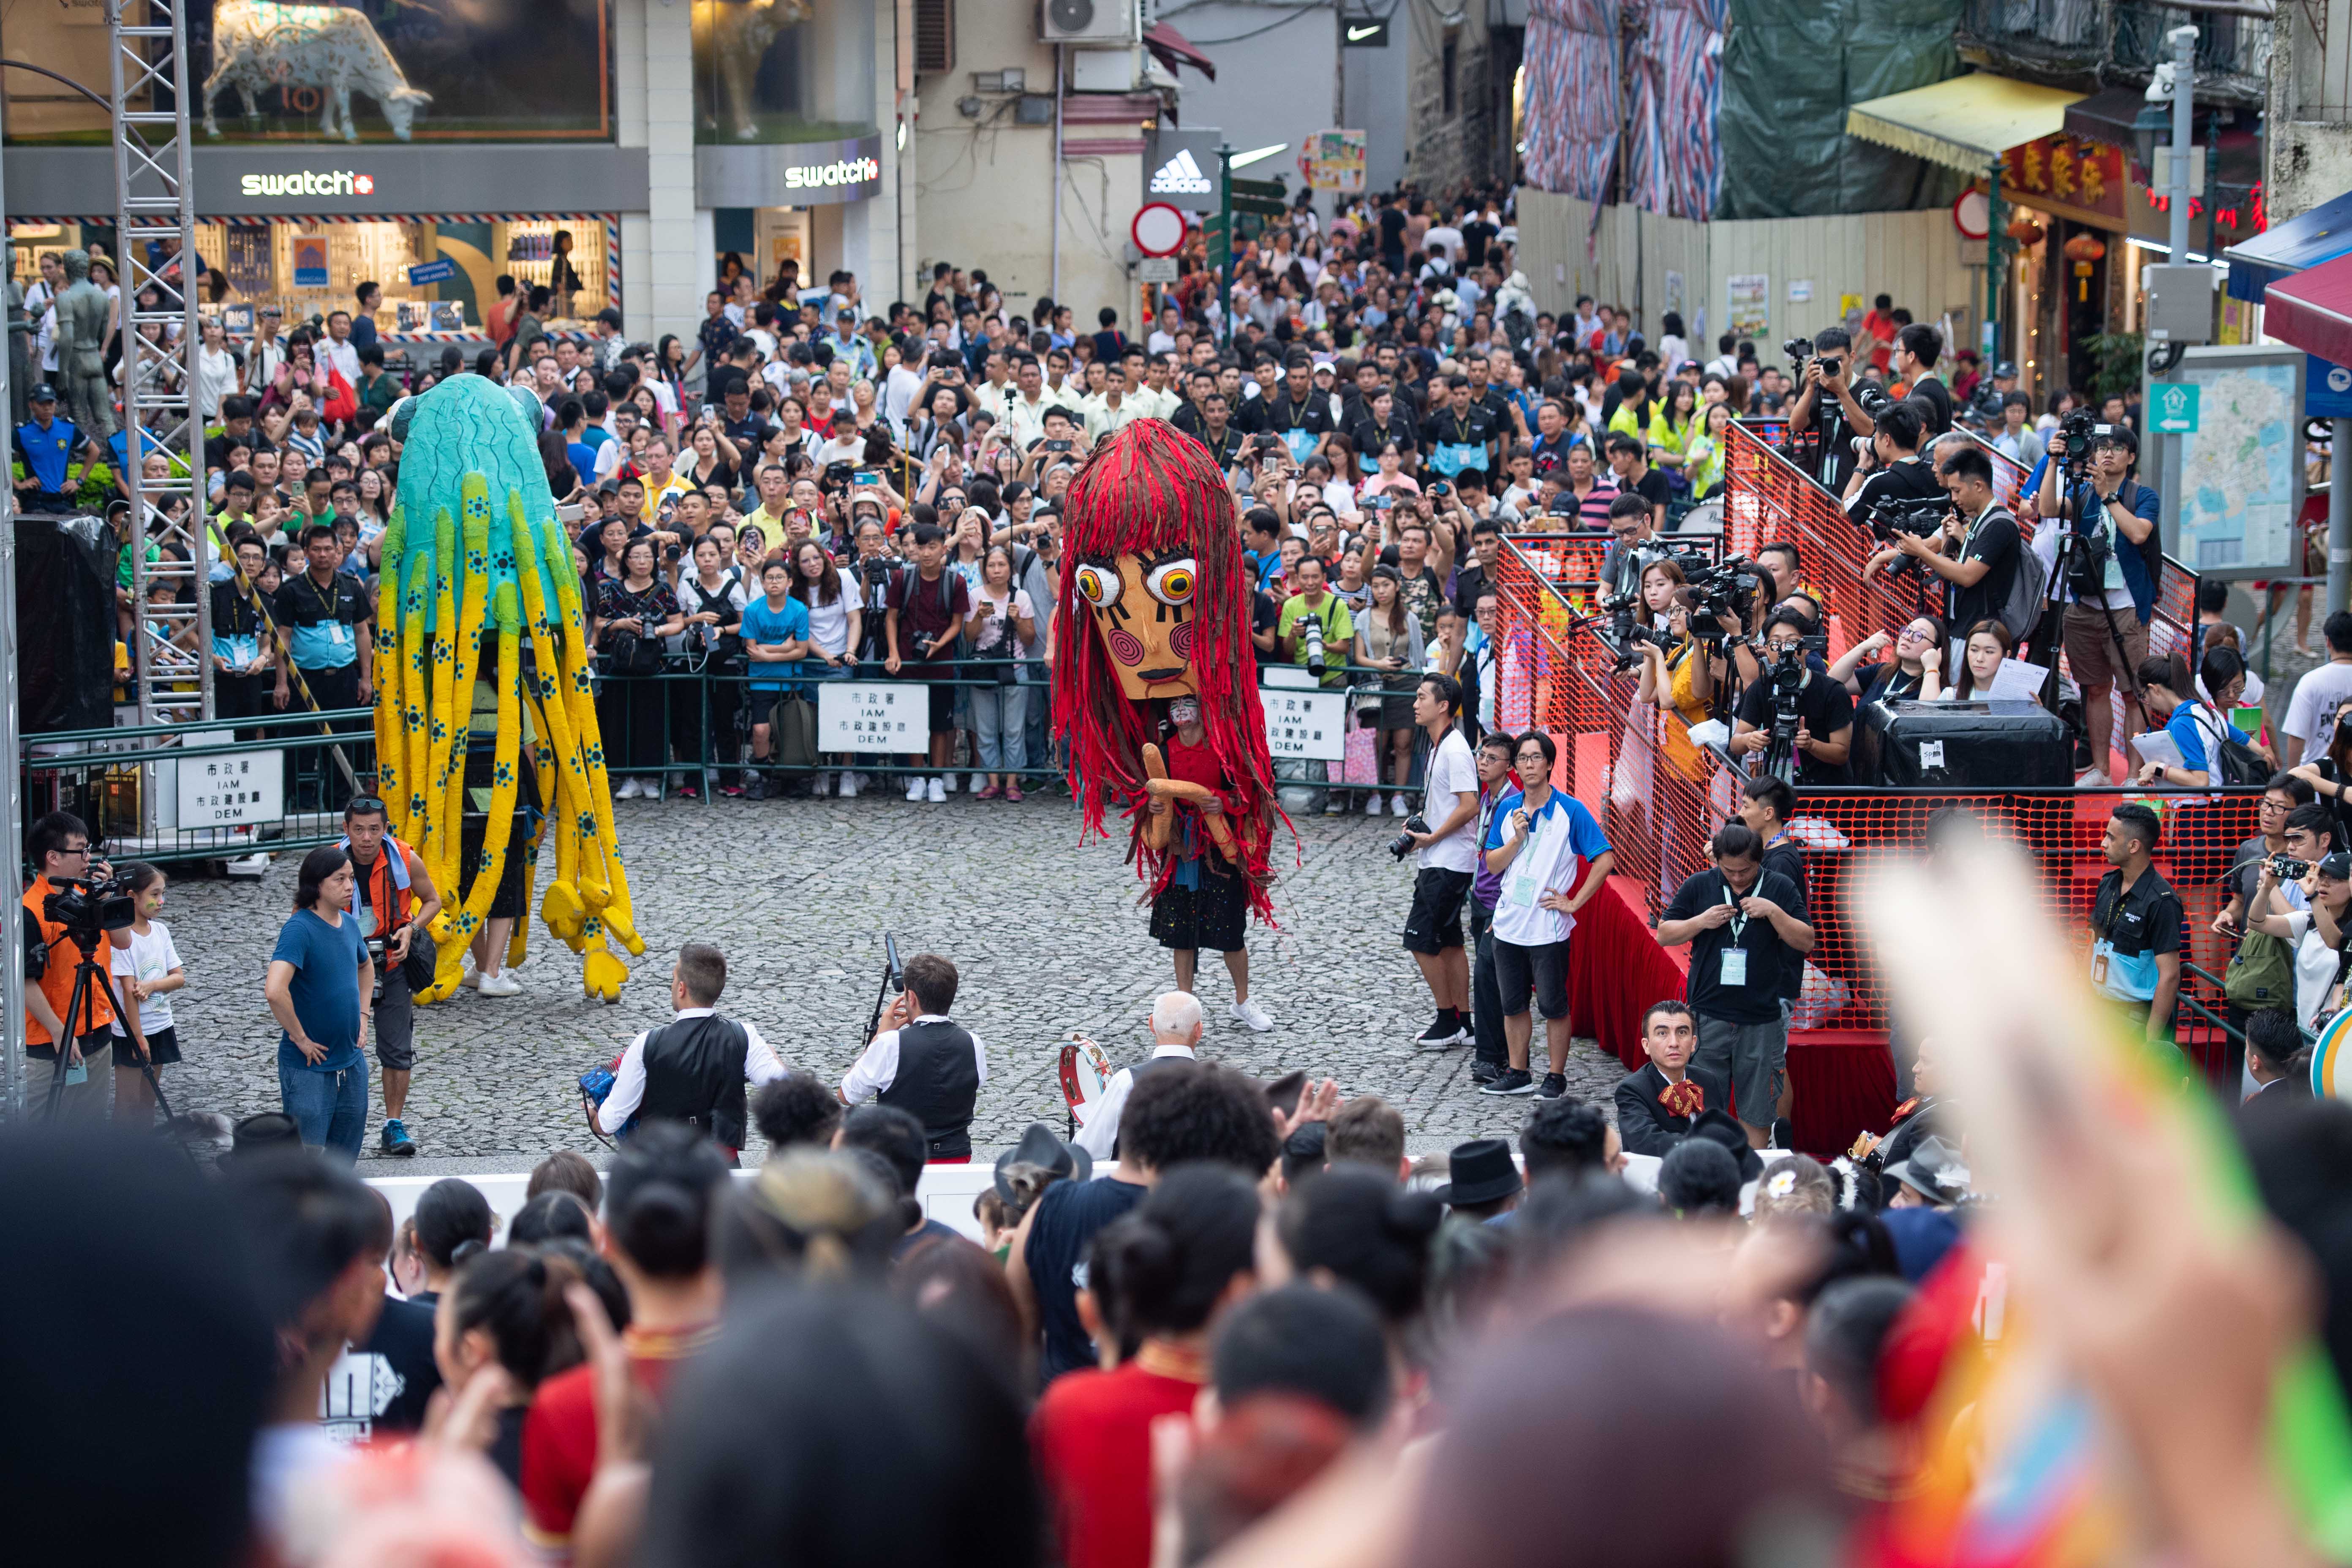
1614 1000 1732 1157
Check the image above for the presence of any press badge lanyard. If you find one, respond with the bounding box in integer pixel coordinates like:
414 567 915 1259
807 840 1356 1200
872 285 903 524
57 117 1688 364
1719 884 1751 987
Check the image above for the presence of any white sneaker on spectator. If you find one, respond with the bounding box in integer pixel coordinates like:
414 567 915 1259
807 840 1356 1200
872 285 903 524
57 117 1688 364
1323 795 1346 814
644 778 664 802
1391 792 1410 817
905 776 927 802
970 772 987 793
460 966 484 991
476 971 522 997
1230 999 1274 1032
813 773 833 796
617 777 642 800
838 772 860 798
928 776 947 803
2074 766 2110 789
944 772 960 792
1366 795 1383 816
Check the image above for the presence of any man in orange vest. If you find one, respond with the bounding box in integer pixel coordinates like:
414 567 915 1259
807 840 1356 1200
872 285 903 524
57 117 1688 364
340 796 441 1157
21 810 132 1117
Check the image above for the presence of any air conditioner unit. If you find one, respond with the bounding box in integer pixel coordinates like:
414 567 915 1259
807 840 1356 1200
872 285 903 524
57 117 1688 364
1040 0 1138 46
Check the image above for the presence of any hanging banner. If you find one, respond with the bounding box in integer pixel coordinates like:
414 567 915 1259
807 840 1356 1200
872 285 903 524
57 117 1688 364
1302 130 1368 193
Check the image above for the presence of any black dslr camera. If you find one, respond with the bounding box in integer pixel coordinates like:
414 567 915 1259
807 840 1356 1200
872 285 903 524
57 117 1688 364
1388 813 1431 861
2272 854 2312 883
1298 612 1328 680
43 872 136 943
2056 407 2108 475
1682 553 1761 632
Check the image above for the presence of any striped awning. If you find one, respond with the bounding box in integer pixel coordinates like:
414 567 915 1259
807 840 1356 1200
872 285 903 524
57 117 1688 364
1846 74 2085 174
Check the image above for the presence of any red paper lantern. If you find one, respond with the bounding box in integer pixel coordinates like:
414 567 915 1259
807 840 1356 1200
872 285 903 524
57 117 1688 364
2006 216 2047 246
2063 233 2107 262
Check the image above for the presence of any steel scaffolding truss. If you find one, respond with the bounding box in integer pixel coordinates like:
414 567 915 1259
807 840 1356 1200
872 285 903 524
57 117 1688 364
111 0 211 723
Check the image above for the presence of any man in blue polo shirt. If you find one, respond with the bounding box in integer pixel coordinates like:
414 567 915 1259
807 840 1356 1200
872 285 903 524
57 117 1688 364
739 555 811 800
14 384 98 512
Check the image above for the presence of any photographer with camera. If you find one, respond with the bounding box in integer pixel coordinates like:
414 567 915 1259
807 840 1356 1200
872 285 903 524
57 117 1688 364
1786 327 1876 491
20 811 133 1119
593 943 787 1160
840 951 986 1162
1598 491 1668 608
1478 729 1615 1099
2243 844 2352 1033
1277 553 1355 691
338 797 441 1157
2037 420 2161 785
1399 672 1484 1050
1730 609 1856 785
1841 400 1940 523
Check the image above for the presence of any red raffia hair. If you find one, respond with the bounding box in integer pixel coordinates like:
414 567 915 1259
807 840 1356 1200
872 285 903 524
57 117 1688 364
1053 419 1288 922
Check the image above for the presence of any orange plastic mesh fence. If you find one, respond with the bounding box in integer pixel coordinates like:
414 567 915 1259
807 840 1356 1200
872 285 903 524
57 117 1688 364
1490 534 2252 1040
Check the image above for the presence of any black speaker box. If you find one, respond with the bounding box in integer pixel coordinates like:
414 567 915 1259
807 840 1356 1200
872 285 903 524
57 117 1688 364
1853 699 2074 788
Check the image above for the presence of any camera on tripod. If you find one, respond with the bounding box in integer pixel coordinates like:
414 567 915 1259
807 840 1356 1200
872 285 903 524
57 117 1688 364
1388 813 1432 860
1682 554 1761 631
2055 408 2114 475
43 872 136 942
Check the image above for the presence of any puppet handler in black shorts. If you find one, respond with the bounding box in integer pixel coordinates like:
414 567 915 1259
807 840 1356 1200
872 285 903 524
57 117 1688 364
1144 697 1277 1034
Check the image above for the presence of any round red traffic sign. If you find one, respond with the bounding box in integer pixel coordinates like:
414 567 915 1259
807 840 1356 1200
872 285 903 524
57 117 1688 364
1132 201 1187 258
1952 187 1990 241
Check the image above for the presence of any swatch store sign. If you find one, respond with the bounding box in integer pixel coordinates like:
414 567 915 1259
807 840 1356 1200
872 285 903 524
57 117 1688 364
199 156 417 213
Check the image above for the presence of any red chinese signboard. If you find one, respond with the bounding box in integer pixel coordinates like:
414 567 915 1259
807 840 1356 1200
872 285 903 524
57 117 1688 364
2001 135 2127 227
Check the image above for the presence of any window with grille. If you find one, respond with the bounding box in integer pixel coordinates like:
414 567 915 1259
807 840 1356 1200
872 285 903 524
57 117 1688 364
915 0 956 75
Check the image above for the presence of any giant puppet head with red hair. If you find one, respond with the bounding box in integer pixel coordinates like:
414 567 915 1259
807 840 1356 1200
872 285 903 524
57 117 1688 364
1052 419 1282 921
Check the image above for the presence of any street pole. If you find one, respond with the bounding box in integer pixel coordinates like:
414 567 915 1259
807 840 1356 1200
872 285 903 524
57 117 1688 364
1984 162 2004 370
0 85 24 1114
1219 145 1234 345
2167 25 2194 261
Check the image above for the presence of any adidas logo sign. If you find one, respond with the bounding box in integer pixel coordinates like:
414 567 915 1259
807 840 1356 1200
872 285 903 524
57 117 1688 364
1149 149 1214 196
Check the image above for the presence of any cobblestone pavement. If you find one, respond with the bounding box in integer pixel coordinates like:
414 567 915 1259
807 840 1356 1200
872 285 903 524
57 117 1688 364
155 785 1629 1163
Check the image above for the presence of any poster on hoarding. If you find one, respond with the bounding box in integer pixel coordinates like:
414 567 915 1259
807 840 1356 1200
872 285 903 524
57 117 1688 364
1303 130 1368 193
1727 274 1769 340
2 0 614 144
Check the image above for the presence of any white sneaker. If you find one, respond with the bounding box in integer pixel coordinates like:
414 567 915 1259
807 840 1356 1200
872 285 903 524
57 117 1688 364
476 971 522 997
644 778 664 802
1366 794 1384 816
1391 792 1410 817
838 772 860 798
460 966 484 991
617 776 643 800
813 772 833 797
943 771 959 792
970 772 987 794
906 776 927 802
2074 766 2110 789
928 776 948 803
1230 999 1275 1033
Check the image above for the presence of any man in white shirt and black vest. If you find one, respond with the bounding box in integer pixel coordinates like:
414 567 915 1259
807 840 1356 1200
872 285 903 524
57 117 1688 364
595 943 787 1162
839 951 987 1162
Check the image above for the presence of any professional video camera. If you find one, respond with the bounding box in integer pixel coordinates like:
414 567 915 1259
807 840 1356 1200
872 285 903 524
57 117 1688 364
1299 612 1328 681
42 872 137 943
2055 408 2111 476
1852 379 1895 424
1781 337 1812 370
1756 632 1830 784
1681 553 1762 631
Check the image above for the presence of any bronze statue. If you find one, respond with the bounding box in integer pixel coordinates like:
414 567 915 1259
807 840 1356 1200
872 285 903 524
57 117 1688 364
53 248 113 441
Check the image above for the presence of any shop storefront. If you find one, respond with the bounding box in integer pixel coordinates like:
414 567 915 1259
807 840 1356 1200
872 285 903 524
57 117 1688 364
691 0 888 298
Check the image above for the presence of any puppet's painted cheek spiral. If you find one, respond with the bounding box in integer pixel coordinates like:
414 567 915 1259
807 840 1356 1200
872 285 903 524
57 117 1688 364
1169 621 1195 661
1108 626 1146 665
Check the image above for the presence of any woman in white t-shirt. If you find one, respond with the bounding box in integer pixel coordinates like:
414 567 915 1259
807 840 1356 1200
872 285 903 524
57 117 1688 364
2248 849 2352 1029
108 863 186 1124
792 539 863 797
964 544 1038 800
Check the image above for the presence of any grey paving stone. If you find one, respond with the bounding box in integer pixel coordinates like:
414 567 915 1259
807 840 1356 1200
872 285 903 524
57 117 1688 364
153 787 1631 1163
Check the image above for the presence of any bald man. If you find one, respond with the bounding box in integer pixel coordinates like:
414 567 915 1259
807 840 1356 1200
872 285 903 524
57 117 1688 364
1072 991 1203 1162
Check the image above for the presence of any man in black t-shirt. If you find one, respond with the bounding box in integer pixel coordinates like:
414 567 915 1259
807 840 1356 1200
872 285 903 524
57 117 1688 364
1915 443 2020 634
1731 610 1856 785
1656 823 1814 1145
1843 400 1942 536
1604 432 1670 531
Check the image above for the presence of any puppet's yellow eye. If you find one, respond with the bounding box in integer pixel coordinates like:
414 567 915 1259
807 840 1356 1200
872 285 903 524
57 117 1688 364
1145 558 1197 606
1075 564 1122 610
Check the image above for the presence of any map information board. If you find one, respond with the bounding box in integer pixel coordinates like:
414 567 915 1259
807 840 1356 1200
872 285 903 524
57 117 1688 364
2159 351 2301 574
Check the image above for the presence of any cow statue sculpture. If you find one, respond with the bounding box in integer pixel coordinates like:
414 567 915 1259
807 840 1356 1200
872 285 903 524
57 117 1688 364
203 0 432 143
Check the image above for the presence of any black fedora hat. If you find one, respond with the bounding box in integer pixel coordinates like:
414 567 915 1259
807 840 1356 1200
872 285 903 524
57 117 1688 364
1433 1138 1522 1207
994 1122 1091 1203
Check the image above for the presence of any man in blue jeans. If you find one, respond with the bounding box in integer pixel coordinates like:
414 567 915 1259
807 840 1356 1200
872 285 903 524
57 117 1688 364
264 846 375 1162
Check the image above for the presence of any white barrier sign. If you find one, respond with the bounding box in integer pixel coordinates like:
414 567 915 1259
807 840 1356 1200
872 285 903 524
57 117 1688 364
177 749 283 825
818 681 926 753
1263 687 1347 760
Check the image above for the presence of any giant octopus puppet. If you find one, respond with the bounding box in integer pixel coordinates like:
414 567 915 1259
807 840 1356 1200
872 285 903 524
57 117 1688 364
1054 420 1283 933
375 376 644 1004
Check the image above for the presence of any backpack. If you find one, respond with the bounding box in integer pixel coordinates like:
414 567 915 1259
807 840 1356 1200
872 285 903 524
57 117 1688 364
2226 927 2298 1011
2192 705 2268 787
1984 507 2048 643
